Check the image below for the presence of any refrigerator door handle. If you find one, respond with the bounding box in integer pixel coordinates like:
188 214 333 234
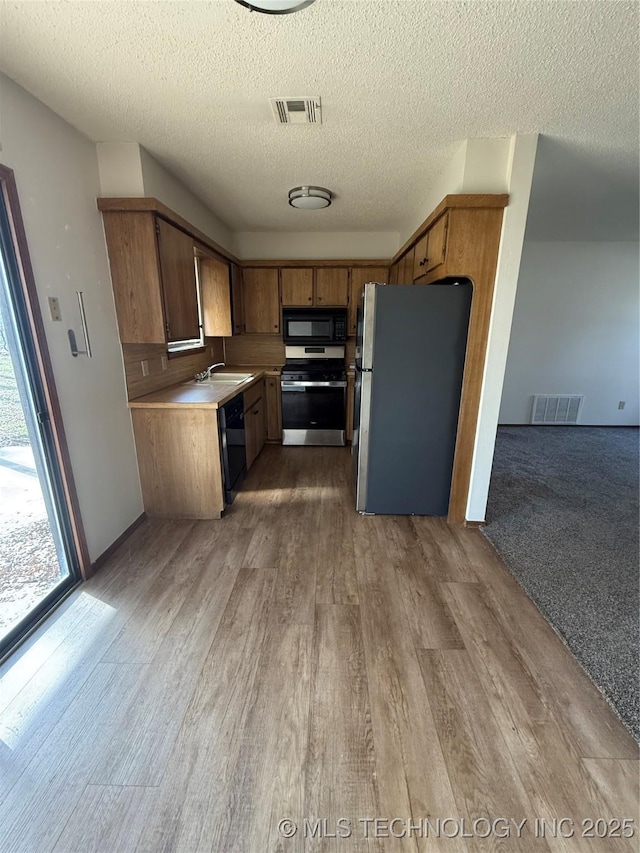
360 282 378 371
354 368 373 512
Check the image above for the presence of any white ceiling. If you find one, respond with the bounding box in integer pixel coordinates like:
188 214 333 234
0 1 638 237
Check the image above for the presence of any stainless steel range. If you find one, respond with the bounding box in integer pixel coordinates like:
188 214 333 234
281 345 347 446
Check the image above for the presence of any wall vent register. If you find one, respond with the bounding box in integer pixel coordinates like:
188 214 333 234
530 394 584 425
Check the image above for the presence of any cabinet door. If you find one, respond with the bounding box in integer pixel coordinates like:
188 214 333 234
281 268 313 306
243 268 281 334
389 262 400 285
102 212 166 344
255 397 267 458
199 256 232 337
315 268 348 306
245 409 257 470
265 376 282 441
397 253 410 284
230 263 244 335
156 218 200 342
412 233 429 280
348 267 389 335
424 213 449 273
402 246 415 284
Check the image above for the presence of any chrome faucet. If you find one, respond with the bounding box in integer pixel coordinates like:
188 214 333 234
195 362 225 382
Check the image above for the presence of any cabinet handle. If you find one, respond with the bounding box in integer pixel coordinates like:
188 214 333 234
253 409 259 415
419 258 428 267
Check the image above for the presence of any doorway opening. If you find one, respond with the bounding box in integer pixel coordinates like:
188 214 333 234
0 165 86 660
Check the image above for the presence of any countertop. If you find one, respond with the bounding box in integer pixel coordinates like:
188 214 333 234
128 365 282 410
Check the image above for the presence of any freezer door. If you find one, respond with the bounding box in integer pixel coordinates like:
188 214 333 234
355 282 378 371
353 367 373 511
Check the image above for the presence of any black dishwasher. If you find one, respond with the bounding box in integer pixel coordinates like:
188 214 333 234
218 395 246 504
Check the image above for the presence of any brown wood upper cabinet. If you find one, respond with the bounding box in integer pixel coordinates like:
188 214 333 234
230 263 244 335
399 247 415 284
280 267 348 307
281 268 313 305
102 211 200 345
199 255 244 337
315 267 348 305
156 219 200 342
242 268 281 334
348 266 389 335
413 212 449 278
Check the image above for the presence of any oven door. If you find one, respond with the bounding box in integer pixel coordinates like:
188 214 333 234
281 380 346 446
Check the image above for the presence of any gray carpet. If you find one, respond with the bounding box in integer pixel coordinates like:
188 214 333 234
484 426 639 741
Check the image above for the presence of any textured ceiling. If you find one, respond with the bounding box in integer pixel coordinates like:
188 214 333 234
0 1 638 236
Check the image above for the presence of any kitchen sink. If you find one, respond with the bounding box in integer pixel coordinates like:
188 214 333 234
193 372 253 385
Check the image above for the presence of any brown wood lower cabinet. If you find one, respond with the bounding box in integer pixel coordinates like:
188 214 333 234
265 375 282 441
131 408 225 519
244 380 267 469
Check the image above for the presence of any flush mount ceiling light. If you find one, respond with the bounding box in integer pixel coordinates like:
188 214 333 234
288 186 332 209
234 0 315 13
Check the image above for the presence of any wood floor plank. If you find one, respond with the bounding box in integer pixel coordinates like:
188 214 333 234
135 566 277 852
417 648 550 852
204 615 313 853
304 603 381 852
0 520 195 804
0 591 97 714
409 516 479 583
315 484 359 605
52 784 157 853
450 526 638 760
442 582 636 851
581 758 640 822
354 519 463 853
88 555 242 786
381 517 465 649
100 520 206 663
0 662 145 853
0 446 635 853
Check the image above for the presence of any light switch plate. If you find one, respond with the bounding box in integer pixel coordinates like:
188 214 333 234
48 297 62 321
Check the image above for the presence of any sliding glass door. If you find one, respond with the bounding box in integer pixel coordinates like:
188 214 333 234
0 169 83 658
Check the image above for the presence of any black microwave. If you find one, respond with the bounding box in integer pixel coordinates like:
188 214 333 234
282 308 348 344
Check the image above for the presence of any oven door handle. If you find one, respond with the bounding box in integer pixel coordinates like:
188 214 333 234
281 380 347 389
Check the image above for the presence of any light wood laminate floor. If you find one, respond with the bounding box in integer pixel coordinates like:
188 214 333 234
0 446 637 852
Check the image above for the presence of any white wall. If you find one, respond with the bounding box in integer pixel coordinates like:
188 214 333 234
400 140 467 243
499 241 639 425
0 75 144 561
138 147 235 253
96 142 145 197
400 137 511 245
466 134 539 521
96 142 236 254
234 230 399 261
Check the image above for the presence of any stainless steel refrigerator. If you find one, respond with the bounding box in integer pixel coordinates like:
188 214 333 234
352 281 472 515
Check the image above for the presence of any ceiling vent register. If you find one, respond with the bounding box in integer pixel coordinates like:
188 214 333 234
270 97 322 125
